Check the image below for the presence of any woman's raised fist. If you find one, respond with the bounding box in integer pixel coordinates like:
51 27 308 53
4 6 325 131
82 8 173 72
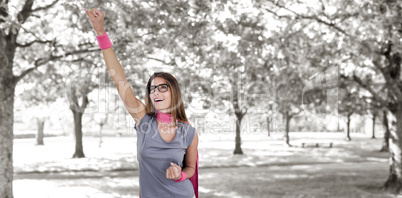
84 8 105 36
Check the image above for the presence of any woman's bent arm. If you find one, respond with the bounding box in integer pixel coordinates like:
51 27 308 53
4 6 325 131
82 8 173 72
183 132 198 178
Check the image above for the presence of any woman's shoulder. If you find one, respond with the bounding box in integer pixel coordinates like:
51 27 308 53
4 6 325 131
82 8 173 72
178 120 195 130
134 113 155 130
179 121 196 137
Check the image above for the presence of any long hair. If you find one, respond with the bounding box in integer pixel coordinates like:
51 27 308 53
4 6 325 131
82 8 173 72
145 72 189 125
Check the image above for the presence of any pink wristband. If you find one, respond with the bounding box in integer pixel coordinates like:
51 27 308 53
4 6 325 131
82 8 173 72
96 33 112 50
174 171 187 182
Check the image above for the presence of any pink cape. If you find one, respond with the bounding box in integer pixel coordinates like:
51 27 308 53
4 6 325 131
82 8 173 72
190 151 199 198
181 119 199 198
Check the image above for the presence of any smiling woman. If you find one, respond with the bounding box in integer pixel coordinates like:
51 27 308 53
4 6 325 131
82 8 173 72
145 72 188 122
84 8 198 198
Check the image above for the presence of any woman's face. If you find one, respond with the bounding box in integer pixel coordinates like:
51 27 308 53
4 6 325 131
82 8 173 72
149 77 172 113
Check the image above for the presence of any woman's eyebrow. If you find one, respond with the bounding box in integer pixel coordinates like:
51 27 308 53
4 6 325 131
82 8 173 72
152 83 167 86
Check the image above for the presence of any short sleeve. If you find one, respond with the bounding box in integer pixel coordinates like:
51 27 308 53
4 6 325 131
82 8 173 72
134 113 153 134
181 124 196 148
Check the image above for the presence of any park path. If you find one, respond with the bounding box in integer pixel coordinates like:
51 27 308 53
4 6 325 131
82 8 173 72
13 134 389 174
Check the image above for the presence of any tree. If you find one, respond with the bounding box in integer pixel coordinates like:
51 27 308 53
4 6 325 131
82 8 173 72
205 1 269 154
333 1 402 192
263 0 402 192
67 62 98 158
56 0 139 158
94 113 108 148
380 110 390 152
273 59 304 146
102 0 265 154
18 65 65 145
0 0 99 196
271 24 335 144
269 0 402 192
367 100 384 139
371 112 377 139
338 82 366 141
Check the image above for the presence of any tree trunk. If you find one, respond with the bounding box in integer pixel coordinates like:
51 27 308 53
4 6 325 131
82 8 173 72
346 113 352 141
0 81 16 198
233 112 244 155
384 107 402 193
372 113 376 139
0 1 58 196
69 88 89 158
98 123 103 148
284 114 291 146
381 111 390 152
36 118 45 145
266 116 271 137
0 49 16 197
232 76 245 155
72 110 85 158
0 25 17 197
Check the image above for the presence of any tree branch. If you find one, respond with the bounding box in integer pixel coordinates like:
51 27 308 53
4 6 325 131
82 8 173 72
265 0 349 36
0 0 9 23
340 74 388 108
290 108 302 117
371 59 402 100
31 0 59 12
298 15 349 36
17 0 33 23
14 48 100 82
362 96 384 109
17 0 59 24
11 21 51 43
81 95 90 109
146 56 175 65
263 7 293 20
16 39 53 48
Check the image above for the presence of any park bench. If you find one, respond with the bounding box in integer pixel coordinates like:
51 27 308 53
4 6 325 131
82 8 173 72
301 142 333 148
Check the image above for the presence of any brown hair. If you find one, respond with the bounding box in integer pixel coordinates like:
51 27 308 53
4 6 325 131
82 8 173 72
145 72 189 125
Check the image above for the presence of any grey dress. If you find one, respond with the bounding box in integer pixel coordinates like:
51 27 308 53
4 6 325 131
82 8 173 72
134 113 196 198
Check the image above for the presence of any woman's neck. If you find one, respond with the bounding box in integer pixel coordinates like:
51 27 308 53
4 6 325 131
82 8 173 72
156 110 174 124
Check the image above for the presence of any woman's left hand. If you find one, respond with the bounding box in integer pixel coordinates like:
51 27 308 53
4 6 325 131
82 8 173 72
166 162 182 180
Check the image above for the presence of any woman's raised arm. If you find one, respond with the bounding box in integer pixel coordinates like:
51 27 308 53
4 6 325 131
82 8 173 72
85 8 146 124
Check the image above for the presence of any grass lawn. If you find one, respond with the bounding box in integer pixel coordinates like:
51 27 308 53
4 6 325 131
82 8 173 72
198 162 392 198
15 161 393 198
13 132 396 197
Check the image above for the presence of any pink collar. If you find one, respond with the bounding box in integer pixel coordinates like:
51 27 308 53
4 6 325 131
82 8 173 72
156 110 175 124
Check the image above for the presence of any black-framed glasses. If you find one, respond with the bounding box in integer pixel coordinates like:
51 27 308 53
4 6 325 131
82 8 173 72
148 84 169 94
